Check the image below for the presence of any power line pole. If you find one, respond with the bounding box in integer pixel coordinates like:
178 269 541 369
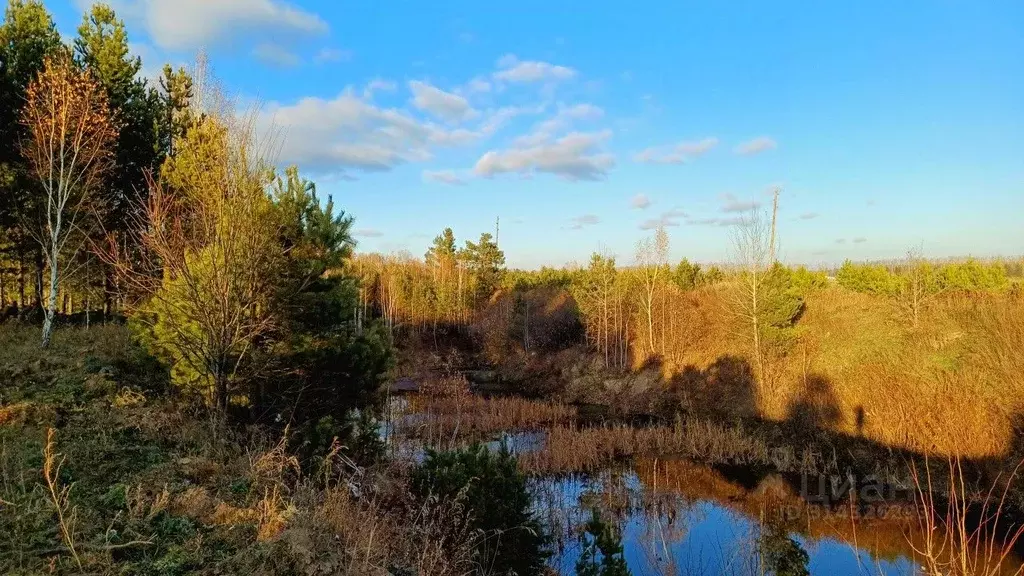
769 187 780 263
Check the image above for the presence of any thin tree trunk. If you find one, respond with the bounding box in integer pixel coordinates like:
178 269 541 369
41 254 59 348
18 257 26 308
35 250 44 309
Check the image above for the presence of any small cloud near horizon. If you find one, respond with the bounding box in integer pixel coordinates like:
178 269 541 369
568 214 600 230
631 193 652 210
422 169 467 185
315 47 353 63
719 192 761 213
639 207 687 230
734 136 777 156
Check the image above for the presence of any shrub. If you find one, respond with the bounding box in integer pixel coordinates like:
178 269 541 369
937 259 1009 292
835 260 901 296
410 444 550 575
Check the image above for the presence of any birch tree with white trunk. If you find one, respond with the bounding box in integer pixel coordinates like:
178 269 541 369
21 54 116 348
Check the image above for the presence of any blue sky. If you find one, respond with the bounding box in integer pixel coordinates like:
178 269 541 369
51 0 1024 268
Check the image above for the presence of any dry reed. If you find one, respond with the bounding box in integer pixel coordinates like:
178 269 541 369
911 456 1024 576
518 418 794 475
399 394 576 440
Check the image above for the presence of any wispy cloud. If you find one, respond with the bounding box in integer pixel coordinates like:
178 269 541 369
568 214 600 230
136 0 329 51
464 76 492 94
315 47 352 63
260 81 537 175
734 136 777 156
409 80 478 123
362 78 396 99
687 216 744 227
852 237 867 244
494 54 577 83
799 212 819 220
354 228 384 238
639 207 687 230
719 192 761 213
835 238 847 244
630 193 652 210
422 169 466 185
474 130 614 181
633 137 718 164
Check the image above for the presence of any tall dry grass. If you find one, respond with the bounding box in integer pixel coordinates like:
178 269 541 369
399 393 576 441
516 418 822 475
603 285 1024 459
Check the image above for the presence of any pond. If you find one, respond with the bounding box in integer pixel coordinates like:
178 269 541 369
531 465 920 576
381 395 1017 575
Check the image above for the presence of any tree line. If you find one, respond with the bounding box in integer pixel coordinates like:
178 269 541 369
357 212 1019 391
358 214 811 382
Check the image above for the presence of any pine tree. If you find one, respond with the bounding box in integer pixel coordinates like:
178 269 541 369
75 3 163 312
158 64 194 158
0 0 61 308
462 232 505 303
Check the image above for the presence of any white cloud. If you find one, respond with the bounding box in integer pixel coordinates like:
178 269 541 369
362 78 396 99
465 77 492 94
631 194 652 210
252 43 299 67
474 130 614 181
119 0 328 51
409 80 478 123
799 212 819 220
719 192 761 213
687 216 744 227
734 136 777 156
477 104 545 135
511 103 603 147
494 54 577 83
560 103 603 119
353 228 383 238
261 88 449 172
261 83 532 174
422 169 466 186
568 214 600 230
315 47 352 63
634 137 718 164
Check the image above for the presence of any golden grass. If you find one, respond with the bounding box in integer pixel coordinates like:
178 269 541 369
0 402 29 426
518 418 787 475
399 394 576 440
618 286 1024 459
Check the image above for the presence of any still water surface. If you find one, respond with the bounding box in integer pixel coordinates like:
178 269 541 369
383 399 1015 575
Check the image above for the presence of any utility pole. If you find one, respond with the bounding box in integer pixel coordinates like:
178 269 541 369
769 187 780 263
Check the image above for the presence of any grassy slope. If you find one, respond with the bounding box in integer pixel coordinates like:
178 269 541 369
483 285 1024 459
0 325 350 575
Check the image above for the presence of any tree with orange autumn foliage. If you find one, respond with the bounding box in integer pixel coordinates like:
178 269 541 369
20 52 116 347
